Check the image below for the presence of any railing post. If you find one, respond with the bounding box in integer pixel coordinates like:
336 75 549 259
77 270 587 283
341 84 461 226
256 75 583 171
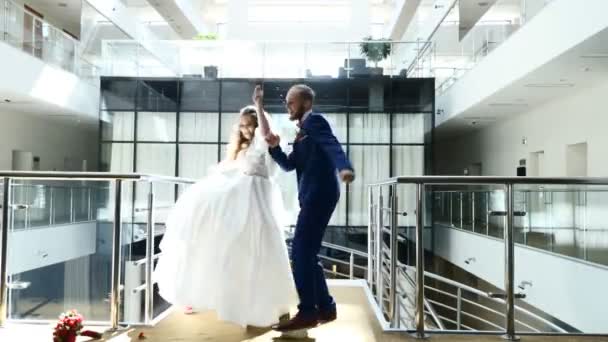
49 187 54 225
459 192 463 228
0 178 11 326
349 252 354 280
367 186 374 286
486 191 490 235
69 187 74 223
110 179 123 330
472 192 476 232
504 183 519 341
389 184 399 328
449 192 453 226
145 182 155 324
456 287 462 330
375 188 384 313
88 188 92 221
414 183 426 339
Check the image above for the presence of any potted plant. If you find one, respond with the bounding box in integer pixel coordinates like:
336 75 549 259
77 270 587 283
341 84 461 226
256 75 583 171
359 36 391 75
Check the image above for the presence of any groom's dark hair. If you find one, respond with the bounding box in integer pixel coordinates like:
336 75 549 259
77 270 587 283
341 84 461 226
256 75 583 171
290 84 315 104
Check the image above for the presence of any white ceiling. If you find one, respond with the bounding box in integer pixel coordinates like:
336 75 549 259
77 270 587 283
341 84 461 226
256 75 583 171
0 90 98 129
434 26 608 140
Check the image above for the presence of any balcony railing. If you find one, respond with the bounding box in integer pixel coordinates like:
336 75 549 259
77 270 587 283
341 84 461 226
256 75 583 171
409 0 555 94
0 172 194 329
0 0 100 81
368 176 608 339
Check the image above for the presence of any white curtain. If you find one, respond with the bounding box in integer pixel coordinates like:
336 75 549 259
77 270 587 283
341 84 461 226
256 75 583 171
349 113 390 143
136 144 176 223
179 113 219 142
349 145 390 226
137 112 177 142
393 114 425 144
179 145 218 179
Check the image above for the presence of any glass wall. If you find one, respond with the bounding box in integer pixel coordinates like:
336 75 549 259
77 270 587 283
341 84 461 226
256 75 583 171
100 77 434 243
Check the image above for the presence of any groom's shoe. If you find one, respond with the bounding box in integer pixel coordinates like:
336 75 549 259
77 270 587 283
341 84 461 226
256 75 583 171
317 308 337 325
272 312 318 332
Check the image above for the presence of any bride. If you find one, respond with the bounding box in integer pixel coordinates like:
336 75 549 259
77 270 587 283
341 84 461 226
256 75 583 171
154 86 296 327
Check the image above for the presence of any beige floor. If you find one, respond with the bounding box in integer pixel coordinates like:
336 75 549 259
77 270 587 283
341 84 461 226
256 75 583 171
2 285 607 341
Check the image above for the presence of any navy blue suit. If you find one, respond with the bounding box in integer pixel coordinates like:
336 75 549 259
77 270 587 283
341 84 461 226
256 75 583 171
269 112 353 317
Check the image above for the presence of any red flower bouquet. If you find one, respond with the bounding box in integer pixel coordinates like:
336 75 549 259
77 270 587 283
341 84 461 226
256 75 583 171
53 310 101 342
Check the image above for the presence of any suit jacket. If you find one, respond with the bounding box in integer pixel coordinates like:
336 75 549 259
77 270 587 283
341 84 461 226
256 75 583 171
269 112 353 206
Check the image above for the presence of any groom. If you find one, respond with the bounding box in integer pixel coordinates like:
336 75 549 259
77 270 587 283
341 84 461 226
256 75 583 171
264 84 355 332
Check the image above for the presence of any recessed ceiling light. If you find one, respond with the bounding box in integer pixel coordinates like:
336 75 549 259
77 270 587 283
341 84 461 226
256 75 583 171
580 53 608 58
488 102 528 107
524 83 574 88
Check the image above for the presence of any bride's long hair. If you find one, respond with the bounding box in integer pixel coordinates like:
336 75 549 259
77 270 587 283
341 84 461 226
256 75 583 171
227 106 258 160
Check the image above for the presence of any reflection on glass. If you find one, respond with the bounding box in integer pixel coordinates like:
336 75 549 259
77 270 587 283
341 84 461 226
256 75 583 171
7 181 113 321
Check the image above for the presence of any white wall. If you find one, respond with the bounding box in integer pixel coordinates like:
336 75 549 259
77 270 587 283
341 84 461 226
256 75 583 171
435 80 608 230
435 79 608 177
433 227 608 333
0 110 98 171
8 222 97 274
0 41 100 118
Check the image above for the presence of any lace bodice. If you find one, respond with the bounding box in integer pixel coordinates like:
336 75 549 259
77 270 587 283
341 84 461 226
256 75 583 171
211 120 282 179
236 130 277 178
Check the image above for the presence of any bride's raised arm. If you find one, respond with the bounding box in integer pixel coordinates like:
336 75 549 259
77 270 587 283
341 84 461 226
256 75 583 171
253 85 272 137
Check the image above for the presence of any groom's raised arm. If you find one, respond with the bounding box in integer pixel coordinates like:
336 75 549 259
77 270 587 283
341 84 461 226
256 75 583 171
305 115 353 172
269 145 296 172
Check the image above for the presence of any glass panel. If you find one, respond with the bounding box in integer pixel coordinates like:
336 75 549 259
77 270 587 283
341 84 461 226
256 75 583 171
349 145 390 226
263 42 306 78
100 143 134 172
101 111 135 141
137 80 179 112
101 79 137 110
426 184 507 333
179 80 220 112
221 80 256 113
305 43 349 79
178 145 219 179
393 146 425 234
7 180 113 321
137 112 177 142
136 144 176 224
324 113 347 144
514 183 608 334
220 112 240 143
179 113 219 142
349 113 390 144
392 114 426 144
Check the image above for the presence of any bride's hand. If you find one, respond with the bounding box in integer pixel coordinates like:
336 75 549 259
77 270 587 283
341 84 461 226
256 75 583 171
253 85 264 106
265 133 280 148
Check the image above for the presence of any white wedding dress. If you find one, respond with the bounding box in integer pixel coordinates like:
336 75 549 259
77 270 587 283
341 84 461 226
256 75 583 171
154 128 296 327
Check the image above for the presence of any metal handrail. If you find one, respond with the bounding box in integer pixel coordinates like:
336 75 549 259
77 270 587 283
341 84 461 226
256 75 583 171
312 238 566 334
0 171 196 184
368 176 608 186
